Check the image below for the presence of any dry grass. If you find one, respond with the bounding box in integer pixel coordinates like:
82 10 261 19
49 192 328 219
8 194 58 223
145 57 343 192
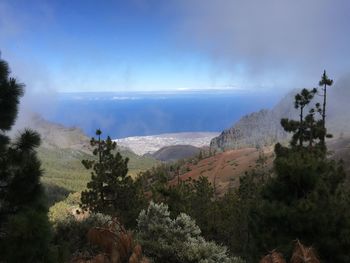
260 240 320 263
259 250 286 263
170 146 274 195
71 218 149 263
290 240 320 263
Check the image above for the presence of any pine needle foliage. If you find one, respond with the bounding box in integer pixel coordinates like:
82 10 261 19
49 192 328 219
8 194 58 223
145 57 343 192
80 129 145 228
72 218 149 263
251 72 350 262
0 57 52 262
318 70 333 135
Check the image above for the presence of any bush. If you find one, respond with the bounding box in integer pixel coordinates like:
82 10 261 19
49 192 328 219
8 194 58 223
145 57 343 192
52 213 112 262
49 192 81 223
137 202 244 263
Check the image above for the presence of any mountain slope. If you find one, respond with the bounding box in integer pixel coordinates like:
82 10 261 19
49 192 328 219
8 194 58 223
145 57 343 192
150 145 201 162
211 77 350 150
168 137 350 196
168 147 274 195
15 115 158 203
210 109 287 150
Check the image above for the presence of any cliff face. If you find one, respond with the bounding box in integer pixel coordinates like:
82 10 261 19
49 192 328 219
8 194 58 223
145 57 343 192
209 89 297 151
211 77 350 151
210 109 287 150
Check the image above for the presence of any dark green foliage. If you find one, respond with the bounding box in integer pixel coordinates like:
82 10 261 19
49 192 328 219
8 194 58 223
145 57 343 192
145 72 350 262
52 213 111 262
280 88 323 149
80 129 145 228
249 72 350 262
319 70 333 145
148 175 216 236
139 154 269 260
2 206 52 262
137 158 190 193
3 130 43 210
210 157 270 261
255 155 347 255
188 176 215 230
0 57 52 262
0 60 24 132
44 182 71 207
319 70 334 87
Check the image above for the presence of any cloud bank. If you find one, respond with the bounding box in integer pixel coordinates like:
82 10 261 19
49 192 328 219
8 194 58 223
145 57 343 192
167 0 350 87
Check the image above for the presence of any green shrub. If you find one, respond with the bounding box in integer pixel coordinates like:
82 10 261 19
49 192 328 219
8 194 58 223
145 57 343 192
52 213 112 262
137 202 244 263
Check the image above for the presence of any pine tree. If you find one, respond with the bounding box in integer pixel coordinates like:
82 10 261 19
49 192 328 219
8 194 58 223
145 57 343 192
280 87 328 154
318 70 333 144
280 88 317 148
251 75 350 262
80 129 145 228
0 57 52 262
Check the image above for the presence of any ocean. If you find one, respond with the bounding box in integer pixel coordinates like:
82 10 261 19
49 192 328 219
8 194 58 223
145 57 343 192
42 90 283 139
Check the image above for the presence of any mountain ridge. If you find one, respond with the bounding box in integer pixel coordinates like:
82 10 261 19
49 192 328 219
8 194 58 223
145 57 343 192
148 144 201 162
211 77 350 150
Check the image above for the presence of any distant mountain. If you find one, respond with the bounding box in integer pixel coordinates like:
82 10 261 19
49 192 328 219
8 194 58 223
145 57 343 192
210 109 287 150
211 76 350 150
12 114 158 201
116 132 219 155
19 114 91 152
149 145 201 162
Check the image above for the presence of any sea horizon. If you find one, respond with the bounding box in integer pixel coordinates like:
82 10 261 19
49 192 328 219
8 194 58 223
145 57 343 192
39 90 285 139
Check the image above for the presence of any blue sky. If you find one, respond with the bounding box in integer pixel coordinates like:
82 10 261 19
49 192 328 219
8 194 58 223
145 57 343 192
1 0 350 92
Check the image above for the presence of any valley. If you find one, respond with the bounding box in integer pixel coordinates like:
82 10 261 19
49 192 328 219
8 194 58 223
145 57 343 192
2 2 350 261
34 110 350 205
5 86 350 263
115 132 219 155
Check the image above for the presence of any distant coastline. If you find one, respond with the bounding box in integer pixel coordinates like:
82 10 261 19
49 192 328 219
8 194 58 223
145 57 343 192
40 91 283 138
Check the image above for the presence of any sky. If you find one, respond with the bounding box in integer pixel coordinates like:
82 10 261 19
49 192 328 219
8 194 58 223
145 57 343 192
0 0 350 93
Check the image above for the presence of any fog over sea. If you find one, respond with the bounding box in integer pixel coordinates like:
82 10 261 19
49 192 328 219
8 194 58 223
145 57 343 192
42 90 283 139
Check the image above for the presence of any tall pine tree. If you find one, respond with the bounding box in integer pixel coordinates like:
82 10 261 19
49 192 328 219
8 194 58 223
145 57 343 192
0 57 52 262
80 129 145 228
250 73 350 262
319 70 333 145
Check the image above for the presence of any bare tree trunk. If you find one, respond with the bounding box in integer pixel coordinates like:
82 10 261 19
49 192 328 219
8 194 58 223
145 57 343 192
321 83 327 144
299 107 304 146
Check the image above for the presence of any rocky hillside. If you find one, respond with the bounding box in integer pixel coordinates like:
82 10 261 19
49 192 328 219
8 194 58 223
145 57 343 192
211 76 350 151
210 109 287 150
